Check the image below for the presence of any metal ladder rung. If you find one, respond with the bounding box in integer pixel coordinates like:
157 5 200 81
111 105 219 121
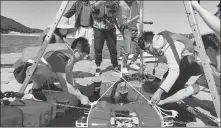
183 0 220 124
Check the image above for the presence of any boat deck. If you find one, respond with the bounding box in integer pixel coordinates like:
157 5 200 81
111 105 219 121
1 54 219 127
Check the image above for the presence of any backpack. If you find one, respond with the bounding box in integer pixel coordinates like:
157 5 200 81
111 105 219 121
13 58 32 84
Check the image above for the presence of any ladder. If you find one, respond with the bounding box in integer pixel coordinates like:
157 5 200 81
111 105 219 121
10 1 70 105
9 1 220 125
183 0 220 123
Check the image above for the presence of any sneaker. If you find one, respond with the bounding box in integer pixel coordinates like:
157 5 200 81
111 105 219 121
129 63 140 70
95 68 101 76
122 67 129 74
42 83 63 92
32 88 47 101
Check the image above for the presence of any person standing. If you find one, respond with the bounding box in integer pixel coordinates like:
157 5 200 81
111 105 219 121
91 1 120 76
63 0 94 51
118 0 141 74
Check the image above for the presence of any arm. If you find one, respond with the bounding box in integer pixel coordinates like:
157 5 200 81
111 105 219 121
127 15 140 25
63 2 77 18
191 1 220 40
39 28 49 43
56 55 83 98
160 47 180 93
115 5 123 34
90 1 106 11
158 82 206 105
126 1 140 25
158 85 196 105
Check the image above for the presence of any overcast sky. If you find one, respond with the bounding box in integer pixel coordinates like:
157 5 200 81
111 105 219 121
1 1 219 34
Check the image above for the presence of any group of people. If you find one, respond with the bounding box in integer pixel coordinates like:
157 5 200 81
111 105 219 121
13 0 220 108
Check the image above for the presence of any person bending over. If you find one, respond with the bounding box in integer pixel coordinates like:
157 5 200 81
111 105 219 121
139 31 198 105
14 37 90 105
157 2 221 105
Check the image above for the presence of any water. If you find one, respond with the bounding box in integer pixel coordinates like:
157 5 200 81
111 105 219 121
1 35 124 59
1 35 41 54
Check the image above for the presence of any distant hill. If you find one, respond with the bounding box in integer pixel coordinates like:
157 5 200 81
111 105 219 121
1 15 43 34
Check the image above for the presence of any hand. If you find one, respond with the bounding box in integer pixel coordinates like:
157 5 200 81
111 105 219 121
157 100 165 106
150 88 164 105
191 1 200 9
79 94 90 105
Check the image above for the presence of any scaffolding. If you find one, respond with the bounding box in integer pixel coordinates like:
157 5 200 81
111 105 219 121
7 0 220 126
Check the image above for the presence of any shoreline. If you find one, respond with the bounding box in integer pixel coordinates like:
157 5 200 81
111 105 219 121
1 33 41 37
1 33 124 40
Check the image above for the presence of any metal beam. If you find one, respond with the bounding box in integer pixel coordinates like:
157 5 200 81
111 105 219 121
10 1 70 106
183 0 220 122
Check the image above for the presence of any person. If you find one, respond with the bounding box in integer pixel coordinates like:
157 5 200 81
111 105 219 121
157 34 220 105
138 31 200 105
117 0 141 74
191 1 220 40
91 1 120 76
35 17 77 92
63 0 94 50
13 36 91 105
156 1 221 105
39 16 77 44
191 0 220 74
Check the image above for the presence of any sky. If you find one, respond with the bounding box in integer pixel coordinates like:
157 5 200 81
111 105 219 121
1 1 219 34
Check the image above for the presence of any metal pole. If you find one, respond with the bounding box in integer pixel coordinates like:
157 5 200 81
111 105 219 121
10 1 70 105
139 1 144 77
183 0 220 122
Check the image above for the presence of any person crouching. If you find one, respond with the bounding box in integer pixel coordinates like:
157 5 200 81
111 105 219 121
13 37 91 105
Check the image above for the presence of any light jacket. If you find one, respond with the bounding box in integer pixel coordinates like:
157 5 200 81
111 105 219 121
151 34 186 93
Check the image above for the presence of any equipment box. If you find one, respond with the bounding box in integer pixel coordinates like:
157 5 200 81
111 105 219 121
1 106 23 127
17 100 55 127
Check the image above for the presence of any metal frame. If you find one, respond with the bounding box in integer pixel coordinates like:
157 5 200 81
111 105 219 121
10 1 70 105
139 1 144 77
183 1 220 122
9 0 220 126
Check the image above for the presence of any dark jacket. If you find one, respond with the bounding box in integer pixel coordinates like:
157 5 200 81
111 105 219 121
64 1 93 29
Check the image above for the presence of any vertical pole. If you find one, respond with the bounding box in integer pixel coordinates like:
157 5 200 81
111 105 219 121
183 0 220 121
139 1 144 77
